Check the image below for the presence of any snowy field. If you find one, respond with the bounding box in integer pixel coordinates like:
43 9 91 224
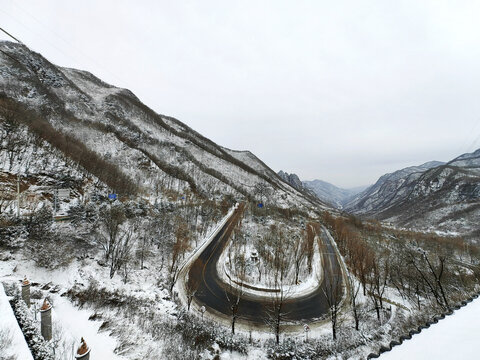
382 297 480 360
0 260 126 359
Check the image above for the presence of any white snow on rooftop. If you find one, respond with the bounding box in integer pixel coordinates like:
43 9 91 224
382 296 480 360
0 283 34 360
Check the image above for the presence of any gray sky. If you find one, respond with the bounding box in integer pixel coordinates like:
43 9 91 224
2 0 480 188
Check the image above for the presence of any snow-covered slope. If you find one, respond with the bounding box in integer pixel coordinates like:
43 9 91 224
447 148 480 170
303 179 368 209
277 170 324 206
344 161 444 214
0 41 327 211
346 154 480 237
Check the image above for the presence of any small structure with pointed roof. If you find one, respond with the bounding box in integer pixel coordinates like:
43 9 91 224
21 276 30 307
75 337 91 359
40 298 52 340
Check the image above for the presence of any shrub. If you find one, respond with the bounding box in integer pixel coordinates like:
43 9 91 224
24 206 52 241
27 233 76 269
0 326 16 360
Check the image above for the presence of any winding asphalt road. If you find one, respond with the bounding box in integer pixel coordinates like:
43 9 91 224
186 204 343 325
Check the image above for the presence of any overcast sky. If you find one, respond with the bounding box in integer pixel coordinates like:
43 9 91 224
2 1 480 188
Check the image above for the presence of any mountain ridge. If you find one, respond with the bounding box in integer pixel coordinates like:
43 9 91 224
277 170 368 209
0 40 327 211
303 179 368 209
345 154 480 237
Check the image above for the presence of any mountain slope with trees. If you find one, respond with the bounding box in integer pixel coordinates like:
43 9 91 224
278 170 367 209
2 40 480 360
346 153 480 237
0 41 326 212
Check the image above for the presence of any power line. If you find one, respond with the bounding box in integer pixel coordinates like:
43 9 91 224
455 116 480 155
1 8 165 119
0 8 160 109
0 25 33 67
467 132 480 152
1 4 130 90
0 26 23 44
0 8 87 71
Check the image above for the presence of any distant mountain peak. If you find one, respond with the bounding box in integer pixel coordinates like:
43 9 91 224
345 152 480 238
278 170 303 189
278 171 368 209
419 160 446 168
448 148 480 166
303 179 368 209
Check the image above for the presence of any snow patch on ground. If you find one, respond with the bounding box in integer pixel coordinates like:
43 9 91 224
51 294 125 360
0 257 127 359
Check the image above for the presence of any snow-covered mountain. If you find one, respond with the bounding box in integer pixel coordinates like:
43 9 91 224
276 170 324 206
346 154 480 237
277 170 303 190
0 41 327 211
344 161 445 214
277 170 368 209
303 179 368 209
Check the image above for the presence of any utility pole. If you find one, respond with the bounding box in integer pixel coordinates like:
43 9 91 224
53 188 58 217
16 174 20 217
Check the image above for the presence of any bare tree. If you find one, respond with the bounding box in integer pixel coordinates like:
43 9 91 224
425 253 450 310
305 224 316 273
97 203 126 262
265 227 291 344
168 219 190 294
367 256 382 323
185 274 199 312
135 222 154 270
409 249 450 310
151 211 174 272
372 253 389 319
0 101 24 171
254 234 269 282
323 269 343 340
292 231 307 284
136 232 148 270
347 273 361 331
109 223 134 280
224 238 247 334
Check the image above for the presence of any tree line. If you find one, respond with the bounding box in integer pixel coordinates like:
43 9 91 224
0 95 138 195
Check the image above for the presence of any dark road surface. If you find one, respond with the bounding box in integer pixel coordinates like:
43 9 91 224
187 205 343 325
